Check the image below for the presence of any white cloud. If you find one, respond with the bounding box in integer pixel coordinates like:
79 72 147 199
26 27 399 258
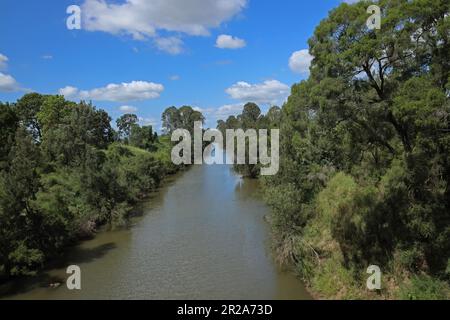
289 49 313 75
81 0 247 39
154 37 184 55
139 117 158 127
192 106 215 117
119 105 138 113
0 72 19 92
192 104 243 128
0 54 8 70
215 34 246 49
215 103 244 119
226 80 290 105
59 81 164 102
59 86 79 97
169 75 180 81
0 54 21 92
42 55 53 60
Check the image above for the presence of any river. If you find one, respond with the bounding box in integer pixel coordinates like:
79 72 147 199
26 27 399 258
1 162 310 300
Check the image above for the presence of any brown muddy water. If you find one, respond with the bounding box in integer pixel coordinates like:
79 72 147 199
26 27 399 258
1 163 311 300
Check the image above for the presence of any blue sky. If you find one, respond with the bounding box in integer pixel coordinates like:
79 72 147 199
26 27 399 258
0 0 347 129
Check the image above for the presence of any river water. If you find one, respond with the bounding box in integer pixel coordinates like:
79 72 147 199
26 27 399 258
1 163 310 300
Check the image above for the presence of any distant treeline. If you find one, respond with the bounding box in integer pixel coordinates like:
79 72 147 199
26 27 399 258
217 102 281 178
219 0 450 299
0 94 203 280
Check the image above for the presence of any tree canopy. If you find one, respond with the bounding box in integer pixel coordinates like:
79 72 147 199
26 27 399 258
0 94 197 279
226 0 450 299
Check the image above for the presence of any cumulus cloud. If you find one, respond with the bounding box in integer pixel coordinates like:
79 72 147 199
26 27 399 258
192 106 206 112
226 80 290 105
42 55 53 60
0 54 8 70
0 72 19 92
81 0 247 40
154 37 184 55
139 117 158 127
169 75 181 81
192 104 244 128
214 104 244 119
59 81 164 102
0 54 22 92
215 34 246 49
289 49 313 75
59 86 79 97
119 105 138 113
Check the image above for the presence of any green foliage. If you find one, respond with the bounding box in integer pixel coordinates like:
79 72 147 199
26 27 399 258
308 252 364 300
162 105 204 134
152 135 180 174
398 275 450 300
264 183 307 235
116 114 138 142
8 243 45 277
129 125 157 151
0 95 179 279
0 103 18 166
259 0 450 299
218 103 280 178
15 93 45 142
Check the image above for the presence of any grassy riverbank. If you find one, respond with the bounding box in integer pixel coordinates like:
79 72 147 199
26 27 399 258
0 95 199 281
263 1 450 300
263 173 450 300
219 0 450 300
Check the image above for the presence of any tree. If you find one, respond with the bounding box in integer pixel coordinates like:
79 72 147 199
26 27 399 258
162 106 204 134
90 107 115 149
265 106 282 127
240 102 261 127
0 103 18 166
225 116 239 130
0 93 179 279
162 106 181 134
178 106 205 132
37 95 73 137
15 93 45 142
116 114 138 142
39 100 114 165
0 128 44 276
129 125 157 151
259 0 449 298
217 102 264 178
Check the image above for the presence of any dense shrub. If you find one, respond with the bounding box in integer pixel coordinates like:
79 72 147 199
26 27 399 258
0 96 184 279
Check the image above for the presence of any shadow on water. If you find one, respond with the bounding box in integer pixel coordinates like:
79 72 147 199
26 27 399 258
128 168 191 220
0 169 191 299
0 243 116 298
1 164 312 300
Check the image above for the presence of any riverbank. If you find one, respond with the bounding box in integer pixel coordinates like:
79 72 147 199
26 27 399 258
261 179 450 300
1 163 310 300
0 167 188 298
0 133 181 285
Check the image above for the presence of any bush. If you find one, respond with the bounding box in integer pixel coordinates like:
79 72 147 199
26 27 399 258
398 275 450 300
